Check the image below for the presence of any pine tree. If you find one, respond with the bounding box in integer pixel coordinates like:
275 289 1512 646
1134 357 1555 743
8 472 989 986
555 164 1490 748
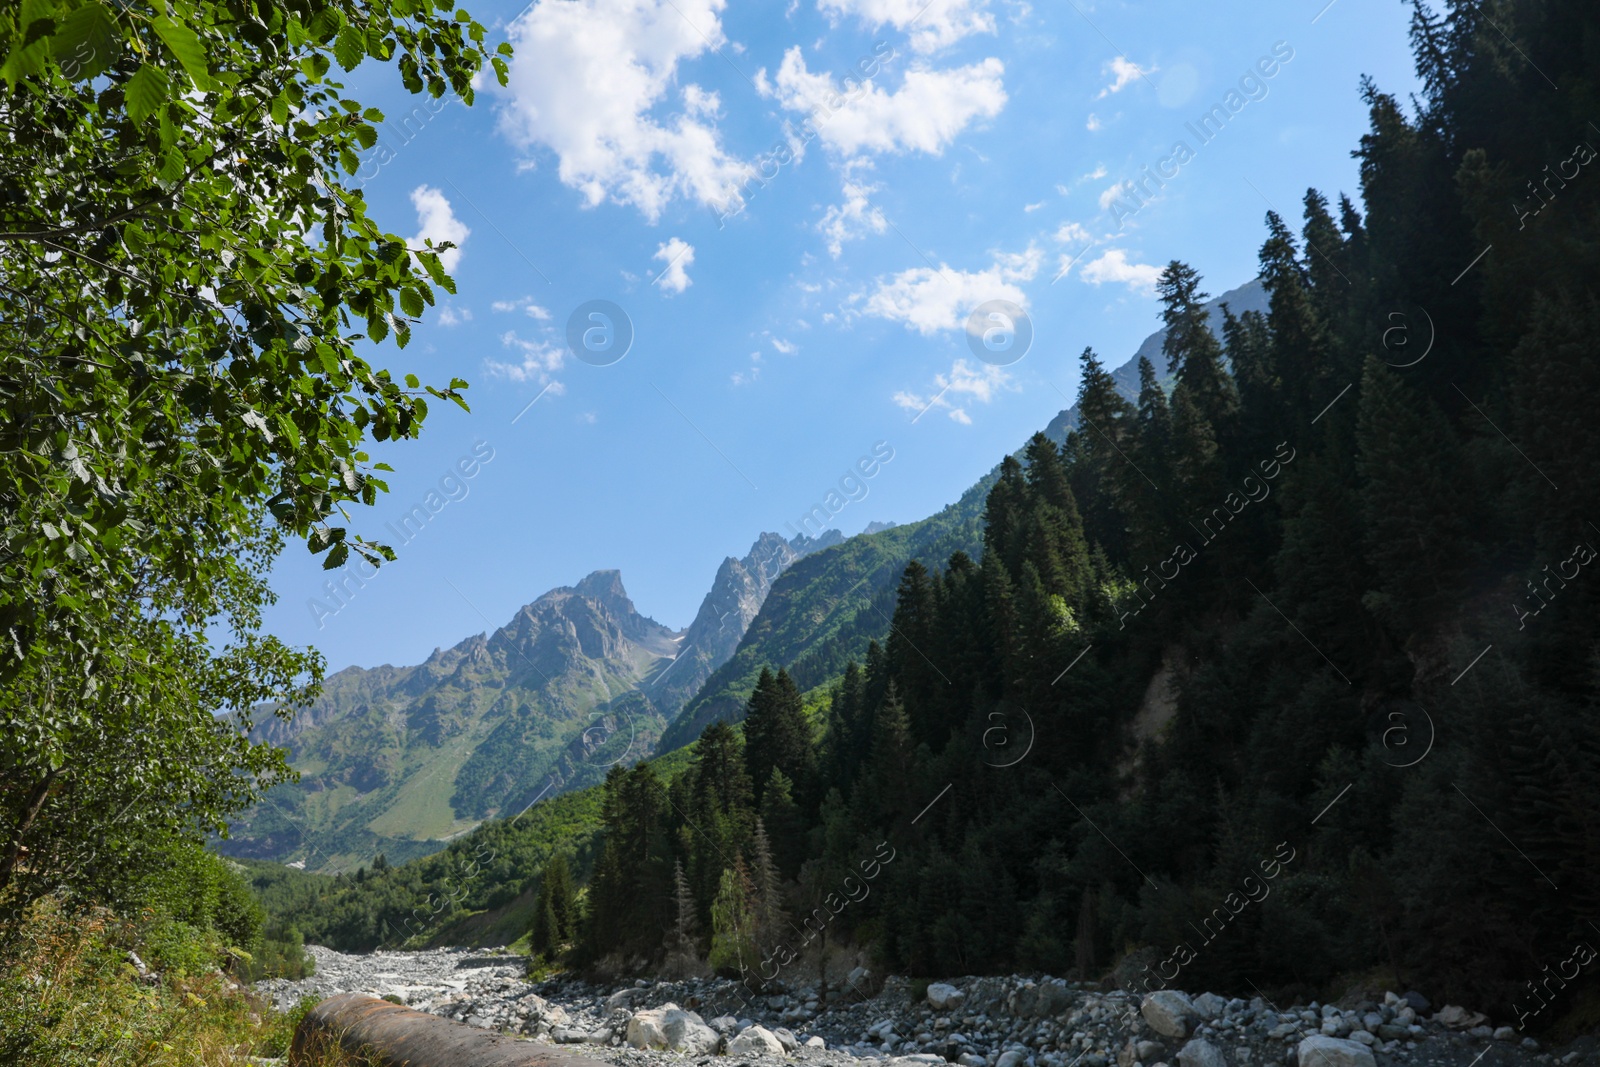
662 858 700 975
1157 261 1238 433
749 818 785 950
760 767 805 878
744 667 816 809
1356 355 1470 635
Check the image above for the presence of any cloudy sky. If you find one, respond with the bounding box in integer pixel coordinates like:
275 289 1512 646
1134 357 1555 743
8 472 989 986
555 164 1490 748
265 0 1421 670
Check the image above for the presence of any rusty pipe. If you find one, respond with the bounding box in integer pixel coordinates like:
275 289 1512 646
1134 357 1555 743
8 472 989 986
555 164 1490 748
291 992 608 1067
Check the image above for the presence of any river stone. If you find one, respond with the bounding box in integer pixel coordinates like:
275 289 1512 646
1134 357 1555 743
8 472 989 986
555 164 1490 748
1178 1039 1227 1067
728 1025 787 1057
1296 1035 1375 1067
1143 992 1197 1039
929 983 967 1011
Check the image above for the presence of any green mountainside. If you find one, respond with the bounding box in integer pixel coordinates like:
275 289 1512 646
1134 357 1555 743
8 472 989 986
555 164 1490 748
221 570 679 871
656 278 1267 751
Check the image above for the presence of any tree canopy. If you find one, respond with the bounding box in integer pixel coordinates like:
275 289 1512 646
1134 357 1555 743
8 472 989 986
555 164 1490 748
0 0 506 913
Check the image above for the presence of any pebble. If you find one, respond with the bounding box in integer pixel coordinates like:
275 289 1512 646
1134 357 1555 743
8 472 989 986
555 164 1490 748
252 949 1577 1067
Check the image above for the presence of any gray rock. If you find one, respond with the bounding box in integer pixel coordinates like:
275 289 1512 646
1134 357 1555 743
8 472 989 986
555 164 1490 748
1295 1035 1375 1067
930 983 968 1011
728 1025 787 1057
1401 992 1429 1014
1178 1038 1227 1067
710 1015 740 1033
1143 992 1197 1039
997 1050 1028 1067
805 1036 827 1049
1347 1031 1375 1047
1193 995 1228 1021
773 1027 801 1053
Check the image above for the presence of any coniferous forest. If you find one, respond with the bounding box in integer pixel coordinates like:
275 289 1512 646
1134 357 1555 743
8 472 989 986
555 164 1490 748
564 1 1600 1016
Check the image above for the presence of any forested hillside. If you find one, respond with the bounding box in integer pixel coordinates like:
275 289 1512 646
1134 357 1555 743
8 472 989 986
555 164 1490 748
567 0 1600 1017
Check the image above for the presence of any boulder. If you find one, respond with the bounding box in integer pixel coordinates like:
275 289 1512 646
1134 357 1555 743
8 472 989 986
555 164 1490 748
773 1027 801 1053
805 1036 827 1049
929 983 967 1011
662 1008 720 1053
1432 1005 1486 1030
710 1015 740 1033
607 988 641 1012
1295 1035 1375 1067
626 1004 720 1054
1192 994 1227 1020
1177 1039 1227 1067
728 1025 787 1057
997 1051 1028 1067
1142 992 1197 1039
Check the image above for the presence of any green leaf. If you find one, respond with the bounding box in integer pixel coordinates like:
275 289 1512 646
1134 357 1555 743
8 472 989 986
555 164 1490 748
51 2 120 81
403 372 419 388
400 289 424 317
333 25 363 71
322 541 350 569
125 63 172 124
151 14 212 91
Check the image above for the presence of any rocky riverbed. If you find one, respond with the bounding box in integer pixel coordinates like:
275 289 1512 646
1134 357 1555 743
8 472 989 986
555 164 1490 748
253 948 1598 1067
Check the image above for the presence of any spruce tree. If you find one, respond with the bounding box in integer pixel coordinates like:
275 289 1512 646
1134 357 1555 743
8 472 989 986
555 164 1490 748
744 667 816 809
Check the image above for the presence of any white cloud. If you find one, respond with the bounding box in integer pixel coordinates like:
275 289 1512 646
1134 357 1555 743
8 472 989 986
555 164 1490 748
817 0 995 53
862 245 1039 335
764 49 1006 159
495 0 748 220
653 237 695 294
436 305 473 326
893 358 1015 425
1053 221 1092 244
1096 56 1155 99
1098 179 1134 211
485 330 567 385
1085 112 1102 131
408 186 469 272
732 350 762 386
1024 200 1046 212
1083 163 1108 182
818 179 889 257
1079 249 1161 293
491 296 552 319
771 337 798 354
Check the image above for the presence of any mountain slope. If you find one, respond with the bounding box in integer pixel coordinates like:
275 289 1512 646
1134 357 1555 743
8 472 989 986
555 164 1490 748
228 533 834 871
658 479 990 751
654 279 1265 750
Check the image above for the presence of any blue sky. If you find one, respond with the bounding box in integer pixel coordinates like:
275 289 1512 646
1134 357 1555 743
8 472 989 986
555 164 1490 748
263 0 1422 672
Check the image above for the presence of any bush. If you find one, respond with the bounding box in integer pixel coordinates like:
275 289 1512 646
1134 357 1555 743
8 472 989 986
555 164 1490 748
0 900 318 1066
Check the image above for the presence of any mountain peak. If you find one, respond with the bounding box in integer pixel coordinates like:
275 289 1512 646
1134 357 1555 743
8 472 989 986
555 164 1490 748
573 568 629 608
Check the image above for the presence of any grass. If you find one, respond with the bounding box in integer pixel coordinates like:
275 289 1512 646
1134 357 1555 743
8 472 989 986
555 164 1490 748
0 901 355 1067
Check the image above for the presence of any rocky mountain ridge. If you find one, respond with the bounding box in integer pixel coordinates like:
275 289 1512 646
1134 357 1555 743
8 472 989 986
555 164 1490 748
226 531 836 871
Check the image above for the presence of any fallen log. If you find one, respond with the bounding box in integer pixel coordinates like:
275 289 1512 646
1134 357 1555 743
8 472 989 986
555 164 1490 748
292 992 605 1067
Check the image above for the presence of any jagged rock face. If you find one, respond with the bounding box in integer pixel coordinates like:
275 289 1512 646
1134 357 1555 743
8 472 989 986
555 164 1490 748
643 531 834 720
225 570 684 870
228 542 820 871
